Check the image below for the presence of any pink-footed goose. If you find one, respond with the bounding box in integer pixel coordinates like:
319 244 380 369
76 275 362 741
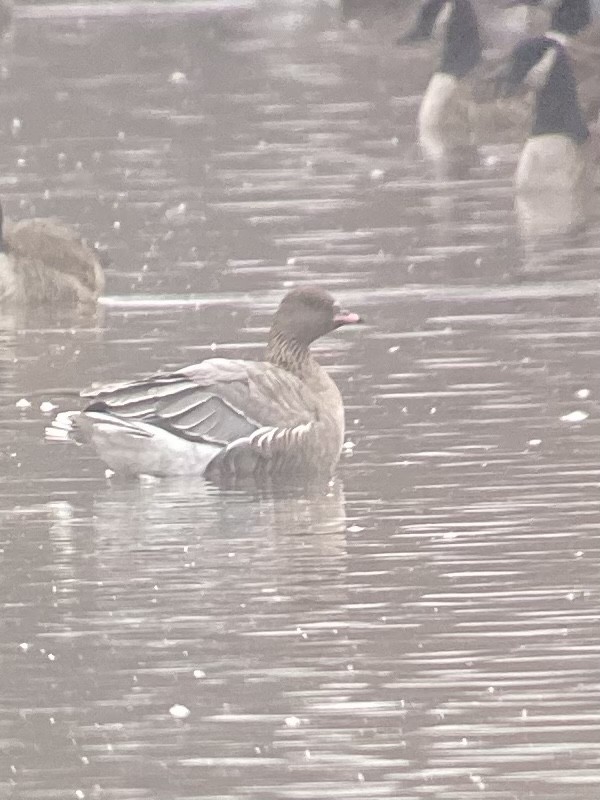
46 286 362 479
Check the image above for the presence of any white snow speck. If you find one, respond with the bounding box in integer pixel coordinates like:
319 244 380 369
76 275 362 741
576 388 590 399
16 398 31 410
528 439 541 446
169 704 191 719
370 168 385 180
193 669 206 679
165 202 187 220
169 71 188 85
284 716 302 728
139 474 160 485
18 642 29 652
40 401 58 413
560 410 589 423
347 524 365 533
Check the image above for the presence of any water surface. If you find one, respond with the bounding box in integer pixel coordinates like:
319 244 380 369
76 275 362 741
1 2 600 798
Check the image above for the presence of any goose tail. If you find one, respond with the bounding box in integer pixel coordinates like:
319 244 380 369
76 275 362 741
45 411 81 443
46 409 155 444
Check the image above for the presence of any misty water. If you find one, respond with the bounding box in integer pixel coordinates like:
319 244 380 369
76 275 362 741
1 1 600 798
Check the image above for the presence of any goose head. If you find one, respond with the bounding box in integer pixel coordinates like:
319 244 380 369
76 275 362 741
270 286 362 349
546 0 591 37
496 36 589 142
504 0 591 37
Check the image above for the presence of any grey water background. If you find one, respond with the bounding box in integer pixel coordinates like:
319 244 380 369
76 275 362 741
1 1 600 798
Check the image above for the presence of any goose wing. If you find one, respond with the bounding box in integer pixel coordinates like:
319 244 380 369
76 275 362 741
82 358 316 447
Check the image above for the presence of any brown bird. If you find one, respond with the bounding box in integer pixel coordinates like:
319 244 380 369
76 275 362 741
46 286 363 479
0 201 105 305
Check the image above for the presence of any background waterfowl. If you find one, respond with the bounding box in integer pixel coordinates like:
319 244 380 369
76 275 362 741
398 0 482 168
399 0 599 165
548 0 593 37
505 0 592 37
497 35 595 234
46 286 362 479
506 0 600 121
0 202 105 305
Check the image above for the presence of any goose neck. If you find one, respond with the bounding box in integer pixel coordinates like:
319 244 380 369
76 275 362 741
266 331 314 377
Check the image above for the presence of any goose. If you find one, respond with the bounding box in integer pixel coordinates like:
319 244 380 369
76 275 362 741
46 286 363 479
496 36 594 234
504 0 592 36
0 202 105 305
398 0 482 167
504 0 600 121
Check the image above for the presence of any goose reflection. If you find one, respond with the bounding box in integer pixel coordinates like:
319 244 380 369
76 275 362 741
47 477 348 588
515 184 591 239
25 479 350 796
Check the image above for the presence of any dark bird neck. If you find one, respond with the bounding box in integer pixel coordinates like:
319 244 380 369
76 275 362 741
266 331 316 378
533 48 589 143
439 0 482 78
